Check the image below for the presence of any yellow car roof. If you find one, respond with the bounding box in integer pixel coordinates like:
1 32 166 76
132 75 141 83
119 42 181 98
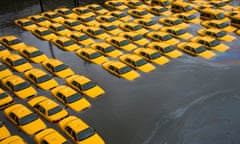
172 1 192 7
193 36 216 42
135 48 157 54
64 116 89 132
4 53 23 61
26 68 48 77
44 58 64 67
68 75 91 85
70 31 85 37
8 104 32 118
121 54 143 61
107 36 126 42
54 36 71 42
35 27 49 32
0 35 19 41
148 31 169 36
20 46 39 52
36 97 59 110
121 31 141 37
3 75 26 86
88 3 101 8
149 42 171 48
55 7 71 12
184 42 203 49
49 23 64 28
201 8 224 14
53 85 77 97
78 48 98 55
28 14 43 19
16 18 32 23
107 61 128 69
91 42 111 48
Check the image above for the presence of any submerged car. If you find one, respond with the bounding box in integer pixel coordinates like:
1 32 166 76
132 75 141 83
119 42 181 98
146 6 171 16
1 75 37 99
66 74 105 98
14 18 38 31
62 19 85 31
58 116 105 144
1 53 32 73
177 42 216 59
119 53 156 73
34 128 69 144
160 26 193 40
118 32 149 46
147 42 183 59
96 15 121 26
200 20 237 32
42 58 75 78
102 60 140 81
104 1 128 10
51 36 80 51
0 135 26 144
24 68 59 91
197 28 236 42
88 4 109 15
18 46 48 63
28 96 69 123
75 48 108 65
48 23 72 37
51 85 91 112
41 11 65 23
82 27 110 40
4 103 46 135
0 121 11 140
0 63 13 79
31 27 57 41
173 13 200 24
72 6 96 16
0 44 10 57
127 9 154 19
191 36 230 52
98 23 123 35
108 11 133 22
133 19 161 30
0 35 27 50
54 7 79 19
145 31 180 46
159 17 189 29
77 14 98 26
28 14 52 28
133 48 170 65
106 36 137 51
0 88 14 110
120 22 148 35
68 31 94 46
91 42 122 58
124 0 147 9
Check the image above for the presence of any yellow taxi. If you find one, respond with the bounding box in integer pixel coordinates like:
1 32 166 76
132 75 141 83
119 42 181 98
200 20 237 32
0 35 27 50
147 42 183 58
31 27 57 41
96 15 122 26
0 63 13 79
208 1 233 10
0 121 11 140
14 18 38 31
190 36 230 52
49 23 72 37
173 12 200 24
124 0 147 9
58 115 105 144
51 36 80 51
72 6 96 17
28 96 69 123
224 11 240 18
197 28 236 42
200 8 230 22
68 31 94 47
0 88 14 110
159 17 189 29
4 103 46 135
108 11 133 22
28 14 52 28
51 85 91 112
34 128 69 144
146 6 171 16
82 27 110 40
127 9 154 19
41 58 75 78
41 11 65 23
91 42 123 58
171 1 196 14
1 53 33 72
145 31 180 45
18 46 48 63
120 22 148 35
66 74 105 98
160 26 193 40
104 1 128 10
106 36 137 51
119 32 149 46
102 60 140 81
75 48 108 65
133 48 170 65
0 44 10 57
119 54 156 73
237 29 240 35
177 42 216 59
2 75 37 99
62 19 85 31
24 68 59 91
77 14 98 26
0 135 26 144
151 0 171 8
54 7 79 19
230 14 240 29
193 4 216 12
133 19 162 30
88 4 109 15
98 23 123 35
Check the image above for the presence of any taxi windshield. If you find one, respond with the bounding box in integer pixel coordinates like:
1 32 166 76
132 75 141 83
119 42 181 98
195 46 206 53
164 46 175 52
216 31 226 37
89 52 101 59
150 52 161 59
119 40 130 46
63 40 74 46
82 81 96 90
37 75 51 83
19 113 38 125
118 66 131 74
54 64 68 72
77 128 95 141
68 93 82 103
14 82 30 91
48 106 62 116
132 35 143 41
135 59 147 66
105 46 115 52
29 51 43 57
13 59 27 66
209 40 220 47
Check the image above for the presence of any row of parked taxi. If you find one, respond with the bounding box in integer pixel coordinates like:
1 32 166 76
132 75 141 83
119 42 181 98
12 0 240 81
0 37 105 143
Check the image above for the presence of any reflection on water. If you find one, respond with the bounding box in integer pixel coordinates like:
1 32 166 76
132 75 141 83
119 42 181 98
0 0 240 144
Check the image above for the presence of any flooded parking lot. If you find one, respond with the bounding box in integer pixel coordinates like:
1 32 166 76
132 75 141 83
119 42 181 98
1 0 240 144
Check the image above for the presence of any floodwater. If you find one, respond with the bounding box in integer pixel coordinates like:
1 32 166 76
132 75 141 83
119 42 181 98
1 0 240 144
